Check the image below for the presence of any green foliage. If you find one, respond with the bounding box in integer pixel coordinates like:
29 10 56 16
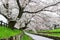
0 26 22 39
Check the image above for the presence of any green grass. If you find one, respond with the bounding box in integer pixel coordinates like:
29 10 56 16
38 29 60 37
26 30 34 33
47 33 60 37
38 28 60 33
46 29 60 33
0 26 22 39
21 33 32 40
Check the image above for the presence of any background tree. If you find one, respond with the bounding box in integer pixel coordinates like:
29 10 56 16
0 0 60 32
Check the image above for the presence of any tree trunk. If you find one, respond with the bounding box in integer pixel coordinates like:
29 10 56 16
8 21 16 29
8 36 13 40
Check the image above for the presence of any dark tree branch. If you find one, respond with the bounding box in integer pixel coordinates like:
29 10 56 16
2 0 9 16
19 20 31 30
0 12 9 20
23 2 60 13
16 0 24 18
3 3 9 9
2 0 9 9
43 10 56 12
20 15 35 30
16 0 22 10
20 20 31 30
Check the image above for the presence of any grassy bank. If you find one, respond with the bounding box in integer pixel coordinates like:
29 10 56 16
0 26 33 40
38 29 60 37
0 26 22 39
27 29 60 37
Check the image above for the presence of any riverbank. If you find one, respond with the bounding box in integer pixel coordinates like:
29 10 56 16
24 32 53 40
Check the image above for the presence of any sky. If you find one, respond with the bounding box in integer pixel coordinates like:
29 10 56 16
0 14 8 23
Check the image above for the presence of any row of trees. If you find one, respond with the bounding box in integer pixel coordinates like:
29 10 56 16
0 0 60 31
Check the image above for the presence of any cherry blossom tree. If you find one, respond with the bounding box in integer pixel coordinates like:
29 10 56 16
0 0 60 31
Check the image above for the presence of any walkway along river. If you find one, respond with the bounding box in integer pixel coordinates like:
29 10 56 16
24 32 54 40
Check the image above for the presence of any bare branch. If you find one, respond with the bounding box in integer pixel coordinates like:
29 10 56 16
16 0 24 18
20 15 35 30
23 2 60 13
16 0 22 9
43 10 56 12
1 0 9 9
3 3 9 9
0 12 9 20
